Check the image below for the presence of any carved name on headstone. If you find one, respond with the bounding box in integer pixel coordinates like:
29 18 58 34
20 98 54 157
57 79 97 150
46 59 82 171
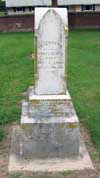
35 9 67 95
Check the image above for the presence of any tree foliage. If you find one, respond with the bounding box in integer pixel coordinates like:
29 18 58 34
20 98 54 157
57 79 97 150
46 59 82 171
0 0 5 6
0 0 5 11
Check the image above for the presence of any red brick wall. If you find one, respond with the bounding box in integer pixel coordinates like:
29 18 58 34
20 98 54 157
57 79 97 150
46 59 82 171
68 12 100 29
0 15 34 32
0 12 100 32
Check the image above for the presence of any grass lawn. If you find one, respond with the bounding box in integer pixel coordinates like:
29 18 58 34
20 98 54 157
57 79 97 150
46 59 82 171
0 30 100 148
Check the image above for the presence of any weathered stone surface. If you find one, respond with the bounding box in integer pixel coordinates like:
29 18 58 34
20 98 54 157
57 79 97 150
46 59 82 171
21 87 79 124
26 87 75 119
35 8 68 36
28 100 75 118
9 127 93 171
29 86 71 100
20 87 80 158
10 124 80 159
34 8 68 95
19 8 80 159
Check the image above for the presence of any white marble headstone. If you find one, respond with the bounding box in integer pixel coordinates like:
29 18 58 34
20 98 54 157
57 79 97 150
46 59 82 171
35 8 68 95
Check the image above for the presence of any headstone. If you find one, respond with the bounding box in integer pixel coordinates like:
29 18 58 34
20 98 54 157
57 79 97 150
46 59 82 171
20 8 80 158
35 8 67 95
9 7 93 172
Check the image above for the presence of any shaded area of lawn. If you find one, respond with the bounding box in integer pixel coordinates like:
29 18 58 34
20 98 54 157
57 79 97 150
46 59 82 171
0 30 100 148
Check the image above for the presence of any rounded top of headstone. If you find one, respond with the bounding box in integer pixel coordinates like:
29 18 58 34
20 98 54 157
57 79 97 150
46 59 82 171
35 8 68 31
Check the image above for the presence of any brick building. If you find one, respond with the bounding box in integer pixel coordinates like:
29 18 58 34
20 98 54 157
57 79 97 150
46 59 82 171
0 0 99 32
5 0 100 15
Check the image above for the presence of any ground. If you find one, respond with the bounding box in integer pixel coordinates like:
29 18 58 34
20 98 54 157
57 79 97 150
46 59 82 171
0 30 100 177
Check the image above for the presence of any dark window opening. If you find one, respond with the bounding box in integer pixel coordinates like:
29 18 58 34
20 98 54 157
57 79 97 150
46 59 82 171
13 7 16 12
81 4 95 11
29 6 34 12
13 7 26 12
16 7 23 11
23 7 25 12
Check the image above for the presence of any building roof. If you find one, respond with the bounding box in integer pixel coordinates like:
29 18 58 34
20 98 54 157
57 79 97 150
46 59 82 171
6 0 52 7
58 0 100 5
6 0 100 8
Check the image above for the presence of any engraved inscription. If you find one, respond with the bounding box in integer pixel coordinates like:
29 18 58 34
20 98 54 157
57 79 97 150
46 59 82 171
35 9 66 94
29 100 75 119
38 40 64 70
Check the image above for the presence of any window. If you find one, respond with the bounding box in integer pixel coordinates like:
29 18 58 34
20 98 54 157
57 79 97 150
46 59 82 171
81 5 95 11
13 7 16 12
29 6 34 12
23 7 25 12
13 7 25 13
16 7 23 11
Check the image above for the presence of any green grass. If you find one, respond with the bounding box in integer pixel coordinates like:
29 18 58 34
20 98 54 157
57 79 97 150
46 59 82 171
68 29 100 148
0 32 34 125
50 170 73 177
0 126 4 141
0 30 100 149
10 172 22 178
90 151 100 161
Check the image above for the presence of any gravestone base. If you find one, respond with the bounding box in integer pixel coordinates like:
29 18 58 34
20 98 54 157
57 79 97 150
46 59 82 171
8 86 93 171
9 127 93 171
10 123 79 159
19 86 80 158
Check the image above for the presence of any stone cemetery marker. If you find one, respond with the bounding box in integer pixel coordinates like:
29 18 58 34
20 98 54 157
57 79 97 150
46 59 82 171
9 7 93 172
20 8 80 158
35 8 67 95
